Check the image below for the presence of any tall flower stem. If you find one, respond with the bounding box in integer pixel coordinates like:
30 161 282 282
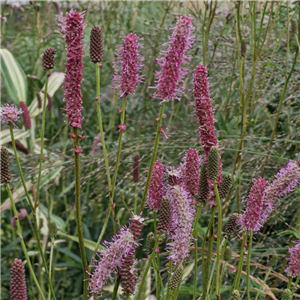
9 123 57 300
111 274 121 300
213 180 223 299
246 231 253 299
73 127 88 299
193 203 203 300
36 70 50 206
48 237 55 300
287 277 293 289
90 63 116 265
202 206 216 300
254 266 272 300
111 95 127 200
136 237 159 300
231 234 248 294
6 183 46 300
292 275 300 297
140 102 166 212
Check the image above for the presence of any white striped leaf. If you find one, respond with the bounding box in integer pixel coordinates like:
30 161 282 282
0 49 28 104
0 128 30 145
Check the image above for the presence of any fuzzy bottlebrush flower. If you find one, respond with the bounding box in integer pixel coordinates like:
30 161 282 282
10 258 27 300
193 65 222 185
260 160 300 226
42 47 56 70
166 185 195 265
112 33 143 97
19 102 31 129
182 149 201 195
58 9 86 129
285 241 300 278
89 227 138 294
0 103 23 128
151 16 194 101
238 178 267 233
148 161 164 210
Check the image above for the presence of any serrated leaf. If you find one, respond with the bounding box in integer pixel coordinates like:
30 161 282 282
0 49 28 104
28 72 64 118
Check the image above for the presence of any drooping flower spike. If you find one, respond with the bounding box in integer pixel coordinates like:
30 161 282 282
112 33 144 97
151 15 194 102
0 103 23 128
58 9 86 129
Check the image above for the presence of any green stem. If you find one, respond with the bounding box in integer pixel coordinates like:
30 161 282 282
9 123 57 300
232 234 248 293
73 127 88 299
111 274 121 300
246 231 253 300
36 70 50 206
48 238 55 300
292 275 300 297
6 183 46 300
287 277 293 289
193 203 203 300
140 102 166 212
254 267 272 300
134 183 138 215
111 95 127 199
166 260 173 300
136 237 159 300
213 180 223 299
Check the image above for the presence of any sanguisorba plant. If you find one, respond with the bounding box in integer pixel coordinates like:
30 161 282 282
2 6 300 300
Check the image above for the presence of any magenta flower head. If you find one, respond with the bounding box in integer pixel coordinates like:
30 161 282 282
58 9 86 129
10 258 27 300
89 227 138 295
148 161 164 210
166 185 195 265
285 240 300 278
151 16 194 101
238 178 267 233
193 65 222 185
0 103 23 128
112 33 143 97
183 149 202 195
260 160 300 225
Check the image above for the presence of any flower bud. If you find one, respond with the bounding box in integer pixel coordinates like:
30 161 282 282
208 146 219 180
168 264 183 290
269 254 278 268
224 246 232 261
281 289 292 300
145 232 155 255
49 221 57 239
1 147 11 184
42 47 56 70
197 164 209 203
157 196 172 233
230 289 241 300
218 174 233 198
224 213 240 236
90 25 103 63
10 258 27 300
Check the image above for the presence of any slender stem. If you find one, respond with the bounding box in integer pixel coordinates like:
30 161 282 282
134 183 138 215
246 231 253 299
232 234 248 293
292 275 300 297
213 180 222 299
36 70 50 206
111 95 127 198
140 102 166 212
287 277 293 289
136 237 159 300
254 267 272 300
10 123 57 300
166 260 173 300
48 238 55 300
6 183 46 300
193 203 202 300
111 274 121 300
73 127 88 299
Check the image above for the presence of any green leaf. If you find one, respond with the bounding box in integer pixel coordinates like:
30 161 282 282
28 72 64 118
262 62 286 77
0 49 28 104
0 128 30 145
58 231 102 251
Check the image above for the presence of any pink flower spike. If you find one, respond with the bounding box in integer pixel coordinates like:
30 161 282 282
238 178 267 233
0 103 23 128
19 102 31 129
285 241 300 278
148 161 164 210
193 65 222 186
118 124 127 131
58 9 86 129
151 16 194 102
112 33 143 97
